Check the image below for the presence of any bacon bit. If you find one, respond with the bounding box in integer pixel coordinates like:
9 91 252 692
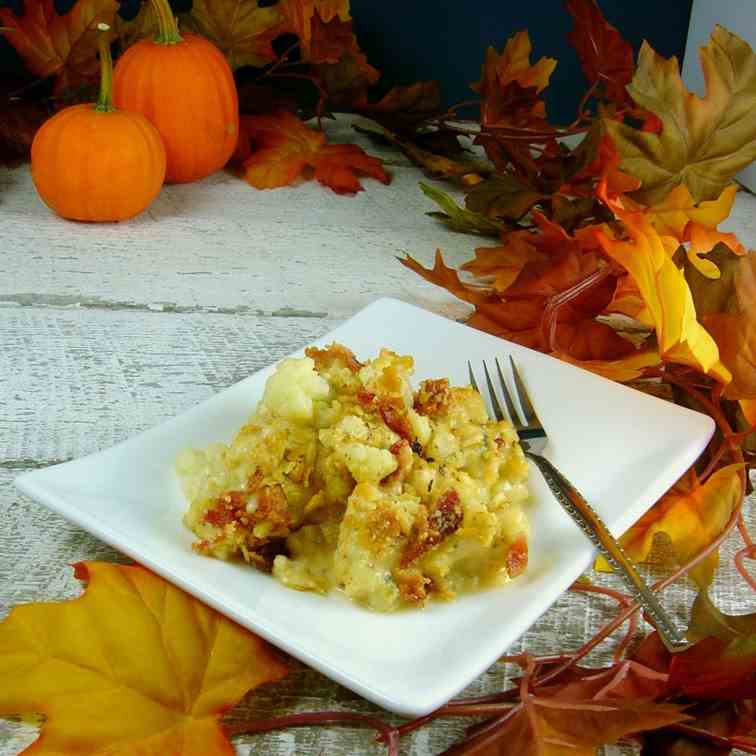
430 490 463 538
506 535 529 578
379 398 413 441
203 490 248 527
357 389 376 408
389 440 406 455
400 490 463 567
414 378 451 417
305 343 363 373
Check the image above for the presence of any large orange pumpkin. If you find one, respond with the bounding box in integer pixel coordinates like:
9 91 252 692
31 24 166 222
113 0 239 184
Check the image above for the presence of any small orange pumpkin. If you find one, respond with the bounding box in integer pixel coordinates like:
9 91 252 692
113 0 239 184
31 24 166 222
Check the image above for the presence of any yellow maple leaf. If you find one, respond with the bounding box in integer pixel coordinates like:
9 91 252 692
596 209 731 383
597 464 744 587
0 0 118 92
0 561 287 754
607 26 756 204
636 184 746 279
182 0 283 69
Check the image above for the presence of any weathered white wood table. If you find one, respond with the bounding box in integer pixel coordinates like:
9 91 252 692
2 116 755 755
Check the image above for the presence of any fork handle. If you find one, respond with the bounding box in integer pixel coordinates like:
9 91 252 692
525 451 689 652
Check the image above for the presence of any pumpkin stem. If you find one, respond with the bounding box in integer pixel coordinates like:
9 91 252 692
95 23 115 113
149 0 182 45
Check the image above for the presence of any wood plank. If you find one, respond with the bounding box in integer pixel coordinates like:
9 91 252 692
0 309 345 464
0 116 477 320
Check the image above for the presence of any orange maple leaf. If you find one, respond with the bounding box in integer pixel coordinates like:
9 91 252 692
597 464 744 587
0 0 118 92
278 0 349 59
554 349 662 382
403 217 634 362
471 30 556 127
239 111 390 194
0 561 287 754
565 0 634 103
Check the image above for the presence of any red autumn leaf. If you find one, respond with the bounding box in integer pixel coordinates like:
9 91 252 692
309 9 358 64
671 637 756 701
566 133 641 200
316 51 380 108
459 694 689 756
238 111 390 194
669 591 756 700
565 0 635 103
535 660 670 702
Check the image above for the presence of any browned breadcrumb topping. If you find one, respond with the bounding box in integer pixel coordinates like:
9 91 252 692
392 569 431 605
400 490 463 567
305 343 363 373
414 378 452 417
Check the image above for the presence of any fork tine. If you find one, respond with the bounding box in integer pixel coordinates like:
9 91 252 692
482 361 505 422
509 356 540 427
467 361 480 393
495 358 524 429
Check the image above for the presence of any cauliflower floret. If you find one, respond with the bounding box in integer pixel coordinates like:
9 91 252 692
407 408 431 446
262 357 330 424
336 442 398 482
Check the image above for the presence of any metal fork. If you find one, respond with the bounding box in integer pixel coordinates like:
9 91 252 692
469 357 689 652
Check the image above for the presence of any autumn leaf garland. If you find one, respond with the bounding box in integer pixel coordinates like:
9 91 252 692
397 0 756 632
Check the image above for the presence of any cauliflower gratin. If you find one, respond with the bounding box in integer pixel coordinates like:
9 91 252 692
177 344 529 611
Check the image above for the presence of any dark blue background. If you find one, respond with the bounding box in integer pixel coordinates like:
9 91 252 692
2 0 694 123
351 0 694 123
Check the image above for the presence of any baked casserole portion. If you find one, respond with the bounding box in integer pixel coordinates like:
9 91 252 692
178 343 529 611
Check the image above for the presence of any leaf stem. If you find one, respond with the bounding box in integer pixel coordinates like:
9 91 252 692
224 712 400 755
94 23 115 113
735 543 756 591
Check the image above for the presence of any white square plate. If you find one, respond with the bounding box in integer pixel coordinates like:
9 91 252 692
16 298 714 717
